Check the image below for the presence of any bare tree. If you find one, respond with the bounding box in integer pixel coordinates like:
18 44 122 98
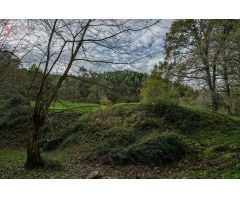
21 19 160 168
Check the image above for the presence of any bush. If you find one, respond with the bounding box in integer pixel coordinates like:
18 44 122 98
98 127 136 155
128 132 189 166
0 95 30 133
0 95 30 147
60 113 106 147
105 147 130 165
103 131 189 167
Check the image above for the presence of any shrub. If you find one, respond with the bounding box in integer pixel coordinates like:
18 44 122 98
103 131 189 167
0 95 30 147
128 132 189 166
98 127 136 155
106 127 136 147
0 95 30 133
105 147 130 165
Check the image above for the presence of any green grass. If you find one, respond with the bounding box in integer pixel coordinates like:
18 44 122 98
0 148 25 169
30 100 139 113
31 100 109 113
2 101 240 178
1 131 240 178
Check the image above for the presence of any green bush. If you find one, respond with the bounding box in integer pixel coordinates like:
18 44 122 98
0 95 30 133
105 147 130 165
103 132 189 167
105 127 136 147
0 95 30 147
60 113 102 147
128 132 189 166
98 127 136 155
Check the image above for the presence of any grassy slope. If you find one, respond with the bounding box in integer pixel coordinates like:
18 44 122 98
31 100 110 113
49 101 109 112
48 101 139 113
1 102 240 178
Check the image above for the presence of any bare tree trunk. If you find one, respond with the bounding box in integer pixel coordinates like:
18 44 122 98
24 20 91 169
204 63 219 111
221 63 235 114
210 77 219 111
210 90 219 111
24 118 44 169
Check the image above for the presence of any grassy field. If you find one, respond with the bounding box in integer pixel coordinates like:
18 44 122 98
1 101 240 178
31 100 139 113
31 100 109 113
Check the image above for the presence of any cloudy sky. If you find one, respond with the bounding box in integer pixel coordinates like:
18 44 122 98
1 19 172 74
78 19 172 73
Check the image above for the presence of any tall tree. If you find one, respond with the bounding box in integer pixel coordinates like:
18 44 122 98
164 20 235 111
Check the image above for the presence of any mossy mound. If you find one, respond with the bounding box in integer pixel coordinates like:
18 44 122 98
58 102 239 166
